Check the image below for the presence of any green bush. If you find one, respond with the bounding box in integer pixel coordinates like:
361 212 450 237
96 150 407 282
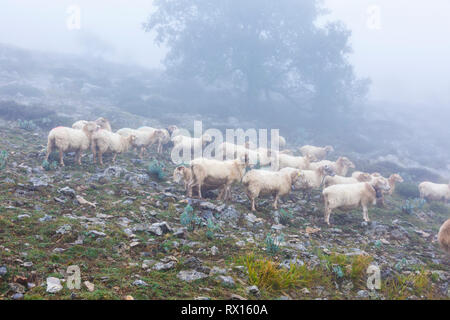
42 160 58 171
265 233 283 256
279 208 293 226
205 218 221 239
18 119 37 131
148 159 166 180
180 204 202 231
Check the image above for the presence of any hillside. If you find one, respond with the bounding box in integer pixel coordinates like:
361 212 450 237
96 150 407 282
0 124 448 300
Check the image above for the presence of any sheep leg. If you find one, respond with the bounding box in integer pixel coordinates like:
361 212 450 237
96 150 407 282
75 151 82 165
362 205 370 222
112 153 117 163
91 144 97 164
139 147 145 159
98 152 104 166
324 207 331 226
273 193 279 209
197 182 202 199
58 149 65 167
45 145 52 162
251 198 256 211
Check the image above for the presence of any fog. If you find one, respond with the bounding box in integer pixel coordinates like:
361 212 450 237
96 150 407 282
0 1 449 175
1 0 449 106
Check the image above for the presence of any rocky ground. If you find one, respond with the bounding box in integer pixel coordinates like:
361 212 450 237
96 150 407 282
0 123 449 300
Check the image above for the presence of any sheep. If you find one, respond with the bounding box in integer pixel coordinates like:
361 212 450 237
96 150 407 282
242 167 302 211
188 156 248 200
296 164 335 191
387 174 404 195
172 134 212 157
173 165 228 198
117 128 165 158
72 117 112 131
322 177 391 225
91 129 136 165
276 153 312 170
218 142 261 166
309 157 355 176
438 219 450 254
418 181 450 202
173 166 193 194
138 127 169 154
324 172 372 188
299 145 334 161
45 121 99 166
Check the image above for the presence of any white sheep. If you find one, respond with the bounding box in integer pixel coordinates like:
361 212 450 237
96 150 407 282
322 177 391 225
276 153 312 170
138 126 169 154
309 157 355 176
324 172 372 188
172 134 212 158
45 121 99 166
438 219 450 254
387 174 404 195
242 167 302 211
117 128 164 158
189 156 248 200
299 145 334 161
173 165 227 198
419 181 450 202
296 164 335 191
72 117 112 131
91 129 136 165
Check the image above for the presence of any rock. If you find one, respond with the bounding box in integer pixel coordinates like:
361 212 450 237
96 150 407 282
142 259 157 269
210 267 227 275
301 288 310 294
177 270 208 282
246 285 260 296
17 214 31 220
58 186 76 198
132 279 148 287
148 222 172 236
0 266 7 276
56 224 72 235
104 166 128 178
84 281 95 292
230 294 247 300
124 295 134 300
29 176 50 189
12 293 24 300
152 261 176 271
39 214 53 222
22 261 33 268
211 246 219 256
356 290 369 299
9 282 25 294
87 230 106 237
46 277 63 293
217 275 235 287
195 296 211 300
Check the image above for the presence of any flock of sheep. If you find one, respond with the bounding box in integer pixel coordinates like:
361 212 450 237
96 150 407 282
43 117 450 254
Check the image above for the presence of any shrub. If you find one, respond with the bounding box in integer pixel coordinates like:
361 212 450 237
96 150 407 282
400 198 426 215
279 208 293 225
180 204 202 231
264 233 283 256
205 218 221 240
18 119 37 131
42 160 58 171
148 159 166 180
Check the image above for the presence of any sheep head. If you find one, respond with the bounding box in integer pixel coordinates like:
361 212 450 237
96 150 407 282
167 125 178 134
173 166 187 184
324 145 334 153
389 174 403 183
82 121 100 135
356 172 372 182
337 157 355 169
95 117 111 131
371 176 391 193
319 164 335 177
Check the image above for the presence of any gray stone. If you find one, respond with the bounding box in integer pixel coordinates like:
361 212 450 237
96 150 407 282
217 275 235 287
0 266 7 276
58 186 76 198
177 270 208 282
46 277 63 293
246 285 260 296
132 279 148 287
357 290 369 299
152 261 176 271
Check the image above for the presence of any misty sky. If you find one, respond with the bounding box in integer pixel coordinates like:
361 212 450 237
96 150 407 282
0 0 449 107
